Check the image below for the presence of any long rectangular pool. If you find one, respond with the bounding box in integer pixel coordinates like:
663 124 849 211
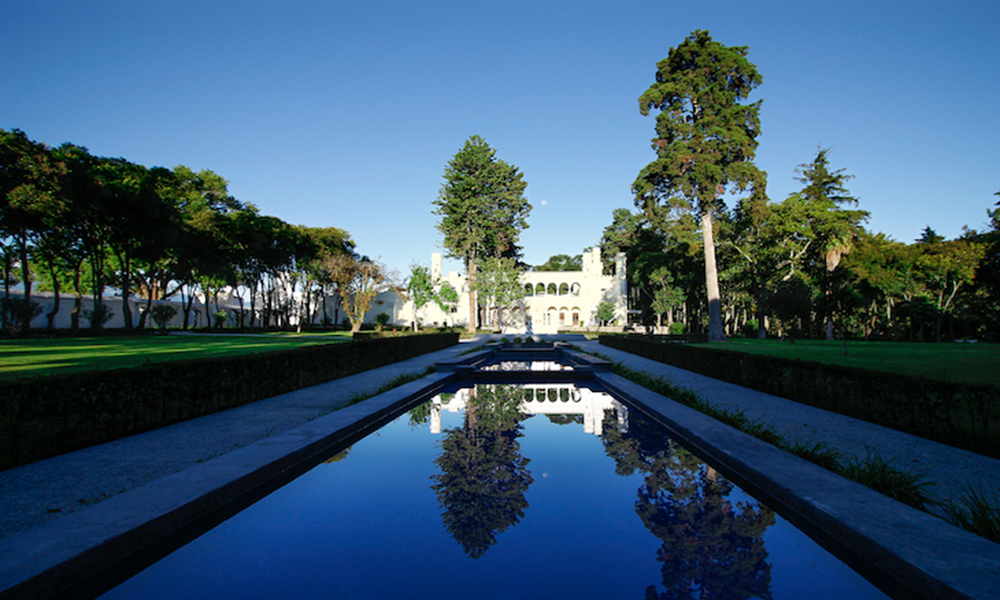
98 381 890 599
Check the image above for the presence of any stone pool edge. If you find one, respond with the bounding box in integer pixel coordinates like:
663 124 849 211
595 370 1000 600
0 371 455 600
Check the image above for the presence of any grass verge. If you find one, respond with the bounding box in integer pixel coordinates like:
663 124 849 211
343 366 437 407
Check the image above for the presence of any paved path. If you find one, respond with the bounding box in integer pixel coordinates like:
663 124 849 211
0 339 478 539
578 340 1000 514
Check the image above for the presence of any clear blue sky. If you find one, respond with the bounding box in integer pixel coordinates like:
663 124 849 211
3 0 997 276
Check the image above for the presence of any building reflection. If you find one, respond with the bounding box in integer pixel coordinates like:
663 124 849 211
426 383 628 436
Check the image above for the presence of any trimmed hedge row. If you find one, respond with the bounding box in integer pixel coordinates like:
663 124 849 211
600 335 1000 457
0 333 458 470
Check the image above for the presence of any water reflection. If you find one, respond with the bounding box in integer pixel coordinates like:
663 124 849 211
602 411 776 599
479 360 575 371
420 383 628 436
418 385 776 594
430 384 534 558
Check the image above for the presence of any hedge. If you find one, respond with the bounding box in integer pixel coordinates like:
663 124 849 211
600 335 1000 457
0 333 458 470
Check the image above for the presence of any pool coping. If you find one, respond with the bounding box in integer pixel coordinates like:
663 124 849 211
595 370 1000 600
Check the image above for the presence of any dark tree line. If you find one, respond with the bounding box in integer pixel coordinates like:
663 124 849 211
1 128 358 334
606 145 999 342
611 30 1000 342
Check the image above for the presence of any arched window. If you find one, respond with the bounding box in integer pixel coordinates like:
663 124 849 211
559 283 569 295
547 283 557 295
570 283 581 295
524 284 533 296
535 283 545 296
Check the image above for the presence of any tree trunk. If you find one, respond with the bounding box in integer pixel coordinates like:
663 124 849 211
467 259 477 334
321 290 328 328
2 248 11 331
138 293 154 330
70 258 84 331
117 248 133 331
755 280 767 339
250 279 259 329
18 235 32 333
701 213 725 342
182 285 194 329
46 262 61 329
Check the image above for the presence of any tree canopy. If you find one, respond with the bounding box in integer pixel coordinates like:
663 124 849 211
434 135 530 332
533 254 582 271
634 30 764 342
1 128 356 333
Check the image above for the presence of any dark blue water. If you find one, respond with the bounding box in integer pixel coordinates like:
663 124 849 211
100 383 889 600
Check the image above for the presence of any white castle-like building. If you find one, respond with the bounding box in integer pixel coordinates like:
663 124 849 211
372 246 628 334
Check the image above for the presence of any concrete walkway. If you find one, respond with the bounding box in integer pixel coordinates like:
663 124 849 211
578 340 1000 513
0 339 478 539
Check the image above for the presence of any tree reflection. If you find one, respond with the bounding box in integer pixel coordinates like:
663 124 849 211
603 412 775 599
431 384 534 559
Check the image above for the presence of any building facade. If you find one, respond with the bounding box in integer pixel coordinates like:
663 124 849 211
379 247 628 333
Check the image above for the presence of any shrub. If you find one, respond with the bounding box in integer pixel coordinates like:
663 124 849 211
0 297 42 335
149 304 178 331
82 304 114 330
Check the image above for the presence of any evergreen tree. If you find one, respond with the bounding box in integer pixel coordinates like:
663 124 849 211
634 30 765 342
434 136 530 333
787 147 868 338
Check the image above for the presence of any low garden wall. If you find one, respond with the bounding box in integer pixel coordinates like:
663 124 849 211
600 335 1000 457
0 333 459 470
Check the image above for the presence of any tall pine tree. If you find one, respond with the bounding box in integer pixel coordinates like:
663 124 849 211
633 31 765 341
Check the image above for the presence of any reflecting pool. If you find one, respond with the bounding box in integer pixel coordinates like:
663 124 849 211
100 383 890 600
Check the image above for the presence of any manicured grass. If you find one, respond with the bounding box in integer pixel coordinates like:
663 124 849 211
0 332 353 381
692 339 1000 386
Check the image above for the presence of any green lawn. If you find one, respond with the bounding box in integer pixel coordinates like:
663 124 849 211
691 339 1000 386
0 332 354 381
